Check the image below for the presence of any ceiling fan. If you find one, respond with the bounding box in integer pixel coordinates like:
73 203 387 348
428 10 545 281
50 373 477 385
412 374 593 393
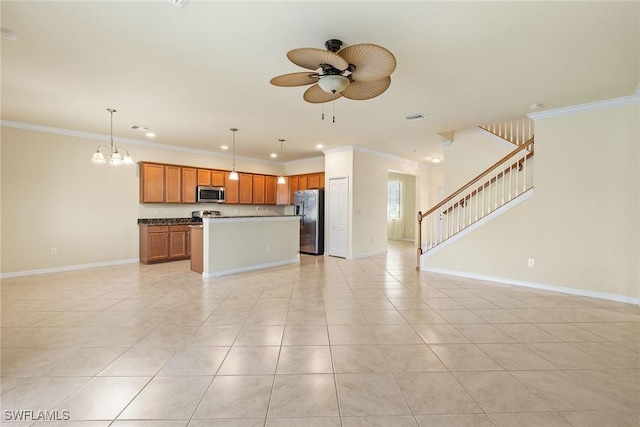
270 39 396 104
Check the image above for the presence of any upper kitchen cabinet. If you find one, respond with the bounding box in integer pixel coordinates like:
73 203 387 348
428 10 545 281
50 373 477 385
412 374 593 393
224 172 239 204
182 167 197 203
265 175 277 205
211 170 225 187
276 177 289 205
288 175 299 204
253 174 266 204
197 169 211 186
140 162 165 203
165 165 182 203
298 174 308 191
239 173 253 204
139 162 186 203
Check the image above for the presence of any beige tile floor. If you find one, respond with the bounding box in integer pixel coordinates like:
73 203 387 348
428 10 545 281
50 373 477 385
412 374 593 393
1 241 639 426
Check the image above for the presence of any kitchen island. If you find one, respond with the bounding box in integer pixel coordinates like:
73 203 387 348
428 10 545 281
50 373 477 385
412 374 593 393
197 215 300 277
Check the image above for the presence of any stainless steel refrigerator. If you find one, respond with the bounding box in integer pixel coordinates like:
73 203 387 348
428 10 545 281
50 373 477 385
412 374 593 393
294 189 324 255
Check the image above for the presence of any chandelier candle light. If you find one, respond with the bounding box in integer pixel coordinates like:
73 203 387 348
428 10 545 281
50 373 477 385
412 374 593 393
228 128 239 181
91 108 133 166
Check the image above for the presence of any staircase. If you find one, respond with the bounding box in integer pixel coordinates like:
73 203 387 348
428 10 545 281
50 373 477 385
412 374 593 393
417 119 535 268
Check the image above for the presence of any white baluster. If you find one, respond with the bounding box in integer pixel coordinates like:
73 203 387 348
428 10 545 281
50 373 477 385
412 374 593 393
508 164 512 201
522 150 527 192
495 169 499 209
501 165 506 205
510 121 513 144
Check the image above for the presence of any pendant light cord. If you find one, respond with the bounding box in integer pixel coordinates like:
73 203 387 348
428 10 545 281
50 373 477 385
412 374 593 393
231 128 237 169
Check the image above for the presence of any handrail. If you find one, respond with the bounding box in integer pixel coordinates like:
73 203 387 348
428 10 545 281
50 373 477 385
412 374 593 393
416 136 534 269
440 150 534 215
419 137 534 220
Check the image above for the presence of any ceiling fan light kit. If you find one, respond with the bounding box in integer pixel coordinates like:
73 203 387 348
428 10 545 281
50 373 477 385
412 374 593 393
271 38 396 104
317 75 350 94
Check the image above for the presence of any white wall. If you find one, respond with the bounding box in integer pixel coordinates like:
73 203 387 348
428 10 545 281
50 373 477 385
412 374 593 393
324 147 354 258
284 156 325 176
352 150 388 257
424 102 640 300
324 146 432 259
443 128 515 195
0 125 286 275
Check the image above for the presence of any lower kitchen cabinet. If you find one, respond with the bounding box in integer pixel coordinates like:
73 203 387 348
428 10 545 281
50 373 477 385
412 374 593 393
139 224 191 264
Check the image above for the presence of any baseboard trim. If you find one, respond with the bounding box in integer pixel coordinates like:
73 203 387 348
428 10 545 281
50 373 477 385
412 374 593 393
421 266 640 305
350 249 388 260
203 258 300 278
0 258 140 279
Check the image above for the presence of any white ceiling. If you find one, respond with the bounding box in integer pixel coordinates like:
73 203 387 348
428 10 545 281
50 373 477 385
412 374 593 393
1 1 638 165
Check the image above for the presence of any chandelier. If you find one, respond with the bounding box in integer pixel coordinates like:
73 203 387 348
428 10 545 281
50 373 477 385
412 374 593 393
91 108 133 166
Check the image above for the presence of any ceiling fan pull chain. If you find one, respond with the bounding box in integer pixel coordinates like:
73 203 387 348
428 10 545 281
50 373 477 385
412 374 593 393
322 103 325 121
333 101 336 123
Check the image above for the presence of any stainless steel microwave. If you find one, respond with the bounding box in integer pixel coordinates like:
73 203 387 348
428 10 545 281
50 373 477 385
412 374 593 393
196 186 225 203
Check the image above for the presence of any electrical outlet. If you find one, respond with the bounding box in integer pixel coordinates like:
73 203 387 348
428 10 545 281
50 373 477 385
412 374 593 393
528 258 535 267
51 248 58 256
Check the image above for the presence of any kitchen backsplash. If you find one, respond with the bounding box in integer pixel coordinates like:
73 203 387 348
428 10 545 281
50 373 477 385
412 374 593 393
138 203 288 219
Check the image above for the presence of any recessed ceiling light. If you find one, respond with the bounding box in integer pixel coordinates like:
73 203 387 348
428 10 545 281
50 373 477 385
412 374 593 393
316 144 324 149
529 103 543 110
145 132 155 138
270 153 278 158
431 156 443 164
404 113 425 121
220 145 229 150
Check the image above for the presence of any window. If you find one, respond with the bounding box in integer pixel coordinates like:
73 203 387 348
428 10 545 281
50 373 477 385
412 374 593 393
388 180 401 219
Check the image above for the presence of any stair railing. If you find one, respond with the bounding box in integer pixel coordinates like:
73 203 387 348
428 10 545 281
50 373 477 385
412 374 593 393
417 137 534 268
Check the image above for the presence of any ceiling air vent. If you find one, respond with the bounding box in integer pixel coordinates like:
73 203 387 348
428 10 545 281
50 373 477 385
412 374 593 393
404 113 425 121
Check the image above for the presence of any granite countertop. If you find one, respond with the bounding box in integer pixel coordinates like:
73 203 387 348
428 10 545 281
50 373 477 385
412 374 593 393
137 218 202 225
138 214 297 225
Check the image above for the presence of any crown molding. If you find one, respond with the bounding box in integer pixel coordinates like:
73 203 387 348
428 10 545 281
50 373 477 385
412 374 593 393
528 89 640 121
0 120 283 166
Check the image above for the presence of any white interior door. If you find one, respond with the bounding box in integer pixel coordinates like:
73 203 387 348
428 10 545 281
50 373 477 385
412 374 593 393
328 177 348 258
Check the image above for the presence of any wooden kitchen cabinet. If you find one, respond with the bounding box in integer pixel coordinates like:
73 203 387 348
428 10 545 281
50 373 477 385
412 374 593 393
308 173 320 189
182 167 197 203
239 173 253 204
198 169 225 187
139 163 165 203
168 225 189 260
276 177 289 205
165 166 182 203
265 175 277 205
252 174 266 204
211 170 225 187
289 175 299 204
224 173 239 204
298 174 308 191
197 169 211 186
139 224 190 264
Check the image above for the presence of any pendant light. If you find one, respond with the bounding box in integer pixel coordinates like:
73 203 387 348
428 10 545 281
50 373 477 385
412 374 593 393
228 128 239 181
277 139 286 184
91 108 133 166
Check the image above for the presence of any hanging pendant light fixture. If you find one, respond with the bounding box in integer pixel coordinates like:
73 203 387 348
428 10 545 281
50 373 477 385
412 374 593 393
277 139 286 184
91 108 133 166
228 128 239 181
